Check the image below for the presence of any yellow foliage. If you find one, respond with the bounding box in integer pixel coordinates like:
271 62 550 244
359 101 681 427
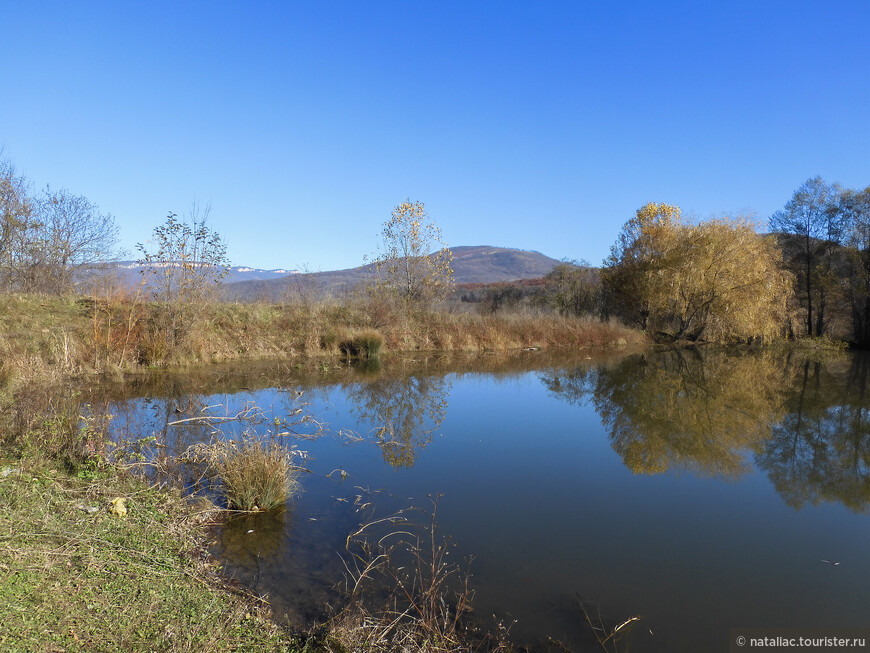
603 203 793 342
369 200 454 308
109 497 128 517
594 348 789 477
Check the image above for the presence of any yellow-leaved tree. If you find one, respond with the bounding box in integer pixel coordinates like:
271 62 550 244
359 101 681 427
603 202 793 342
601 202 683 330
368 200 454 309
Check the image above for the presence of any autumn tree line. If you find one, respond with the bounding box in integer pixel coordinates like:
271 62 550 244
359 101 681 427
3 154 870 347
470 179 870 347
601 178 870 345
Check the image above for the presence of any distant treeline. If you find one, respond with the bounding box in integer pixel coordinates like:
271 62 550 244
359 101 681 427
4 153 869 347
460 180 870 347
454 266 602 318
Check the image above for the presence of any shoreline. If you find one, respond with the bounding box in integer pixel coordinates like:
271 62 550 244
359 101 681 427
0 297 648 652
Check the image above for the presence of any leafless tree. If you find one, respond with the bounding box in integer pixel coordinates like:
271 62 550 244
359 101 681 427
0 158 119 294
136 203 230 355
0 160 35 292
30 185 120 293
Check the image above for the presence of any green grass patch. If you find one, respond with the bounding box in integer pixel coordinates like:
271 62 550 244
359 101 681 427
0 459 303 652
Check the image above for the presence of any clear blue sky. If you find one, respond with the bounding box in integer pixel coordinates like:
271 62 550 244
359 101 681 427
3 1 869 271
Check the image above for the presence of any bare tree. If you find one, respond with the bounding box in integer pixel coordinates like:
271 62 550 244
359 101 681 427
769 177 845 336
841 185 870 345
0 160 36 292
0 160 119 294
30 185 119 293
136 204 230 356
543 259 602 318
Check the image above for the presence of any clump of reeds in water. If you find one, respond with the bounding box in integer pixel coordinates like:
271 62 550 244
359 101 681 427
339 328 384 359
183 432 300 511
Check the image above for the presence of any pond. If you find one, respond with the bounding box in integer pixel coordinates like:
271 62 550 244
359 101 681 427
101 347 870 651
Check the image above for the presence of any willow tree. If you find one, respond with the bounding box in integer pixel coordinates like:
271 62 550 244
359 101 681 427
369 200 454 308
603 203 792 342
601 202 682 330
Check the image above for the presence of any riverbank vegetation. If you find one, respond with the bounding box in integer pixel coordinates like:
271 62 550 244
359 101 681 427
601 203 792 342
181 434 302 512
2 155 868 650
0 292 644 386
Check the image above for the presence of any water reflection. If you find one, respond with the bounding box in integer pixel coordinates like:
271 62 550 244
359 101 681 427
40 349 870 649
757 355 870 511
542 347 870 511
347 375 451 468
218 507 289 571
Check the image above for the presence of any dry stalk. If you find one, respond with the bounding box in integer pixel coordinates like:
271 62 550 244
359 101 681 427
332 494 508 652
577 594 641 652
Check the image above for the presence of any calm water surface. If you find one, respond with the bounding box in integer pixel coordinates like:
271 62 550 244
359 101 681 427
107 348 870 651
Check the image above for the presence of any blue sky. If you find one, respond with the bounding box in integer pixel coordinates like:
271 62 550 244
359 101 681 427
3 1 869 271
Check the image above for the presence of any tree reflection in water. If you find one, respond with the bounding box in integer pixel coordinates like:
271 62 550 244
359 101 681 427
758 354 870 511
347 374 450 468
542 348 870 511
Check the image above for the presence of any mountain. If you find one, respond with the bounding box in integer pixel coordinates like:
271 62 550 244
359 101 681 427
100 261 299 289
221 246 562 301
93 247 562 301
448 246 560 284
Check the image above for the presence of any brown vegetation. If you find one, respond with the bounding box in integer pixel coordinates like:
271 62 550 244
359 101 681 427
332 495 510 652
182 434 300 511
0 293 646 386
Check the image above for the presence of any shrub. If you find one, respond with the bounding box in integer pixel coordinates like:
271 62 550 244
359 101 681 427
339 329 384 359
217 439 296 511
320 330 340 352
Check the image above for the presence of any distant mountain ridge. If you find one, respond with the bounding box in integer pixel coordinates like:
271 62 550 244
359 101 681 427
221 245 562 301
448 246 560 284
105 261 299 288
97 247 562 301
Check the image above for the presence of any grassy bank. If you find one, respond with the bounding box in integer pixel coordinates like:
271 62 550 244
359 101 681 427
0 294 644 652
0 457 302 652
0 293 647 385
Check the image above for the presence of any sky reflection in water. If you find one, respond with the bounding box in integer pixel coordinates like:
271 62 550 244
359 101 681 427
110 349 870 652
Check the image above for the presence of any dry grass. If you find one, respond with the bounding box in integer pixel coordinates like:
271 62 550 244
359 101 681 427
181 432 302 511
328 496 511 653
339 329 385 359
0 293 647 386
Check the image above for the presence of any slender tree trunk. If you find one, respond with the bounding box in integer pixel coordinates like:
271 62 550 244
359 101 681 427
816 287 826 337
804 236 814 336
